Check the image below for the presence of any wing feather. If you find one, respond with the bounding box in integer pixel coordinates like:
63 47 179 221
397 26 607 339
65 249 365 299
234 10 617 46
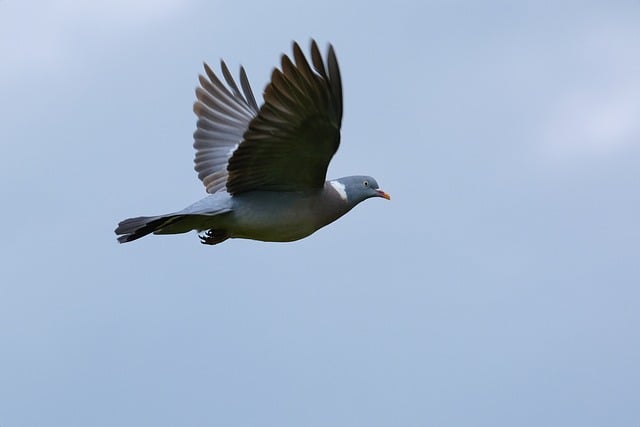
225 40 343 194
192 60 258 194
192 40 342 195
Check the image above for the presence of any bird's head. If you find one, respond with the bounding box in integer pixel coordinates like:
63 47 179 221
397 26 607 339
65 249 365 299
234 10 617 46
329 175 390 206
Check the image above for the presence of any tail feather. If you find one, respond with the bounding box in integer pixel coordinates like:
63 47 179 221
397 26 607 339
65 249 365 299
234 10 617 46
115 215 184 243
115 195 232 244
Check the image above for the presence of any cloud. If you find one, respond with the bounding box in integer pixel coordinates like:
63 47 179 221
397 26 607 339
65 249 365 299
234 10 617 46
0 0 189 82
539 23 640 157
543 82 640 156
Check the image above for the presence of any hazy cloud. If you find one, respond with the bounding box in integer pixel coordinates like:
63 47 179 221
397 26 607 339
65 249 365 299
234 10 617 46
0 0 189 81
540 22 640 157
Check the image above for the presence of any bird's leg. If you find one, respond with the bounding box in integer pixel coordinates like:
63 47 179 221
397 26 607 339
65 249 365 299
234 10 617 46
199 228 229 245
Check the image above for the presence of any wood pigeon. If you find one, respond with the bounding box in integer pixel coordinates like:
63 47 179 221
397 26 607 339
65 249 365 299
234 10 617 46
115 40 389 245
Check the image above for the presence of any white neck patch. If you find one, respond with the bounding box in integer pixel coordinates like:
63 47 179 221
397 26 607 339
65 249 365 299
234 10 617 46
329 180 348 201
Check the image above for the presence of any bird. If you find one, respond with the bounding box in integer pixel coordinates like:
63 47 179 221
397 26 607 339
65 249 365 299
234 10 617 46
115 40 389 245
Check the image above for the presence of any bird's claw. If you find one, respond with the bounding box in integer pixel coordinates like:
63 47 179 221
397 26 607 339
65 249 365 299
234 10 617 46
199 229 229 245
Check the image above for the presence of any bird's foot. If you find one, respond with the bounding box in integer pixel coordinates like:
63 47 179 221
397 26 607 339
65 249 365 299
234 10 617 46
199 229 229 245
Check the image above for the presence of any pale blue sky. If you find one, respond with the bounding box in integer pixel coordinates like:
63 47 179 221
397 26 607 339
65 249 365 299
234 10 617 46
1 0 639 426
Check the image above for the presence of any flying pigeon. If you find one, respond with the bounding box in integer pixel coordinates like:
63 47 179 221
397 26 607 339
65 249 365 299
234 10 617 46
115 40 389 245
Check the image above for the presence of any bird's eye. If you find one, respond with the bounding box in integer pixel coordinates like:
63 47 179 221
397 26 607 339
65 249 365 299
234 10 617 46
363 180 369 187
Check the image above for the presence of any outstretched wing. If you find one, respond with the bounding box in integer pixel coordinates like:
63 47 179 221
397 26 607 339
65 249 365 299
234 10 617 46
225 40 343 194
193 60 259 194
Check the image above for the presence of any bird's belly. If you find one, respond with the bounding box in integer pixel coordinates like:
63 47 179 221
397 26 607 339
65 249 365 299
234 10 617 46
224 193 326 242
229 212 319 242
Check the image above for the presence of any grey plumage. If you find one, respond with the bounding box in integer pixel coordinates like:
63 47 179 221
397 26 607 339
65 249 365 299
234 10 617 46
115 40 389 245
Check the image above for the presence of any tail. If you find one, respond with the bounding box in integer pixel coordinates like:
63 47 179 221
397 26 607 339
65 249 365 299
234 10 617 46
116 195 233 244
115 215 187 243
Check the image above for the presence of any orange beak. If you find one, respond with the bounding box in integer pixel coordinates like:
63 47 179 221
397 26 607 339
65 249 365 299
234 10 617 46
376 189 391 200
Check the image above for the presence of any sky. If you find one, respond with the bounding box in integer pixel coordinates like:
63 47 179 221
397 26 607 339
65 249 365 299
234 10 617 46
1 0 639 426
